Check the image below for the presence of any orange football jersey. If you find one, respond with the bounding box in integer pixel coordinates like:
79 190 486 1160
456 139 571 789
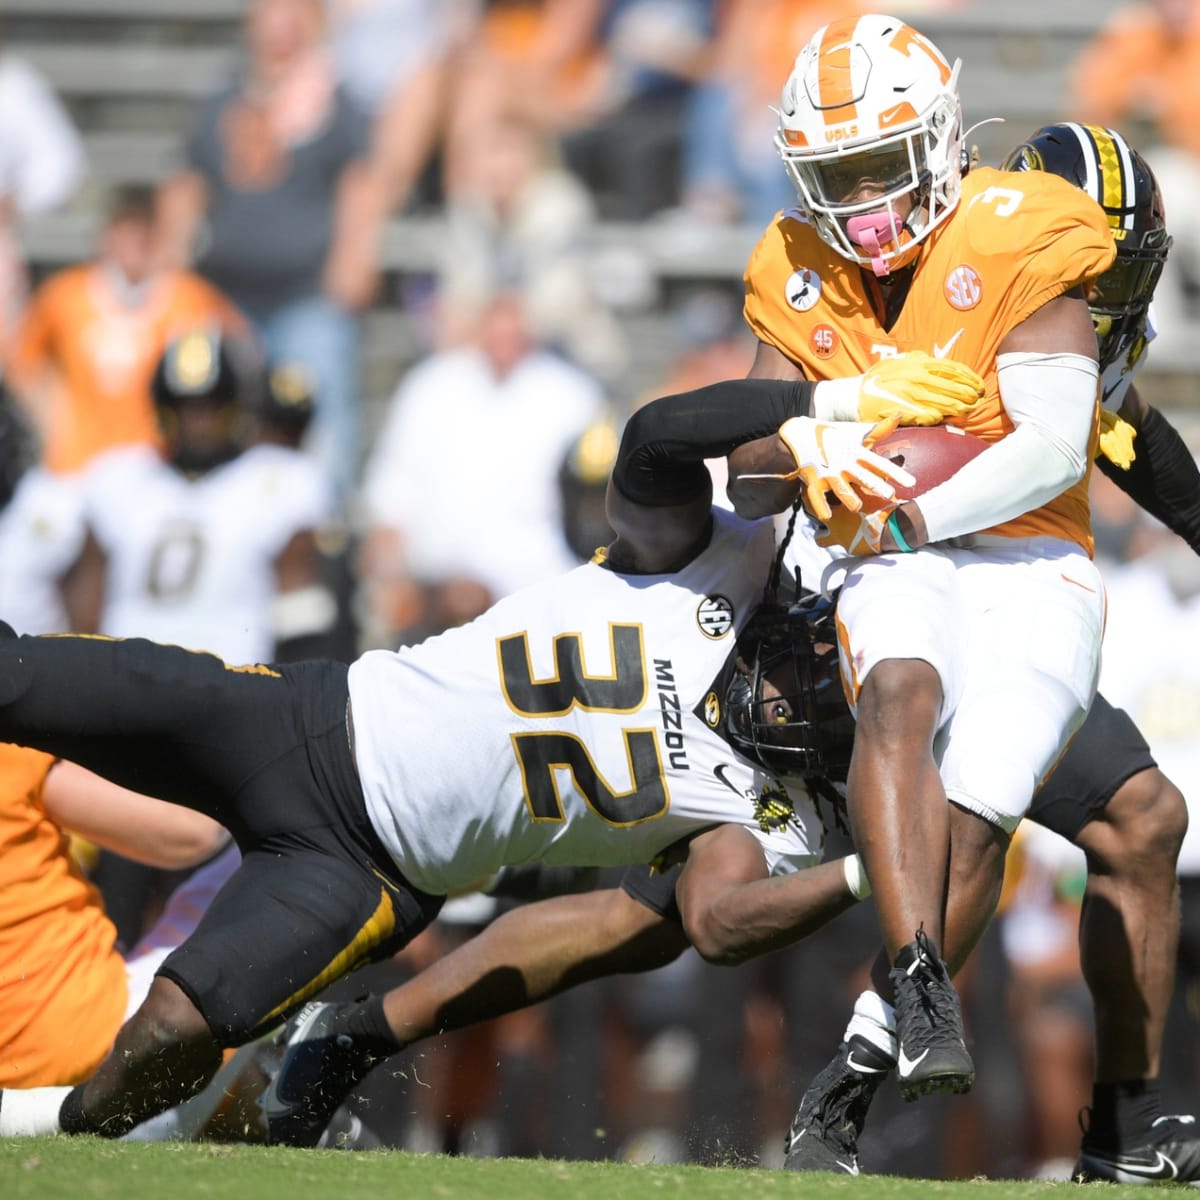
8 266 245 475
743 167 1117 551
0 743 126 1086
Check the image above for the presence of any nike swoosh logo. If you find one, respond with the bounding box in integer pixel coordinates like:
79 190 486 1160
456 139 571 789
713 764 748 797
896 1047 930 1076
860 376 900 404
845 1052 891 1074
836 1160 861 1176
1109 1151 1179 1181
932 329 964 358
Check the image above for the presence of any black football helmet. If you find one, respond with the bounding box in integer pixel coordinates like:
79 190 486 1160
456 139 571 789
151 329 246 475
260 361 317 444
722 590 854 784
1003 123 1171 376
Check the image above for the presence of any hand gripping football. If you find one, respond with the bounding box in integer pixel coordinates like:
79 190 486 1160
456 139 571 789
814 424 989 550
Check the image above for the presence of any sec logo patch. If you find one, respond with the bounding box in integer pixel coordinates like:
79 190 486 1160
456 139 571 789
811 324 839 358
945 265 982 310
697 595 734 639
785 268 822 312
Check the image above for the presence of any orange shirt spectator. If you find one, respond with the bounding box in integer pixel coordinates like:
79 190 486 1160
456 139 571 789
7 188 245 474
1071 0 1200 160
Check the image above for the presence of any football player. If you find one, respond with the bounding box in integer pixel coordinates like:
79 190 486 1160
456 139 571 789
729 11 1112 1112
67 330 338 666
0 353 980 1140
779 122 1200 1185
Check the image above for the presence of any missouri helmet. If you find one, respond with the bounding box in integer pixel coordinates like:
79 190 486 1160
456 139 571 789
1003 123 1171 378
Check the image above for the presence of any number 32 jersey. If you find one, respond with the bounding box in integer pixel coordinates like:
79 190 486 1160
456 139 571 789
744 167 1116 551
348 510 825 896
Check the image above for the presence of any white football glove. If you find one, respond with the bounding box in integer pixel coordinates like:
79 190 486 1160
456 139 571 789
764 412 914 522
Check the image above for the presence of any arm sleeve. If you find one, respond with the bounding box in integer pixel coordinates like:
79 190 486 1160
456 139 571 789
611 378 814 507
917 352 1097 544
1097 404 1200 554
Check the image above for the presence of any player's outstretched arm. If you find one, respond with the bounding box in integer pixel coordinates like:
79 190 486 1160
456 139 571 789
676 824 865 965
1097 383 1200 554
607 376 912 571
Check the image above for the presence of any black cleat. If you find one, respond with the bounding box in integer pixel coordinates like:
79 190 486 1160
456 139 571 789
1075 1112 1200 1185
259 1002 388 1147
890 927 974 1101
783 1035 893 1175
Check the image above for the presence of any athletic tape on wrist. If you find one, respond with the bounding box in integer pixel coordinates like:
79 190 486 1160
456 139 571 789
842 853 872 900
886 511 914 553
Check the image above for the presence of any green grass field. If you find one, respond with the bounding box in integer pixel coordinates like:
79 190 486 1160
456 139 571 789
0 1140 1160 1200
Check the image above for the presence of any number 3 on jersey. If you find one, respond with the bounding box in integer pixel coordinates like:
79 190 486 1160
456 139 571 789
497 624 670 826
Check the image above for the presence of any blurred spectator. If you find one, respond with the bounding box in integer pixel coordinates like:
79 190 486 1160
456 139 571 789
327 0 462 214
6 187 246 475
1070 0 1200 363
157 0 382 505
447 1 717 220
556 0 719 220
437 109 627 379
0 50 84 357
357 289 604 647
998 825 1093 1179
682 0 862 228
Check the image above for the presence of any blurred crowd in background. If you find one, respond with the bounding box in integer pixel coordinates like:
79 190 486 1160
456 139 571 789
1 0 1200 1180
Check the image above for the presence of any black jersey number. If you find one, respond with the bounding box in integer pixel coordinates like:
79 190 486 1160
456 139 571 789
498 624 669 826
146 521 206 601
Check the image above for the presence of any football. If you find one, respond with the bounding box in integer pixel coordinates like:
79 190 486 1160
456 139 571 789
870 424 989 501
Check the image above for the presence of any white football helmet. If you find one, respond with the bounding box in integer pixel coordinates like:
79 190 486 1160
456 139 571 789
775 13 963 276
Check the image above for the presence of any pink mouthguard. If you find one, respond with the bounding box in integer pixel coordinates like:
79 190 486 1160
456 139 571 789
846 212 905 276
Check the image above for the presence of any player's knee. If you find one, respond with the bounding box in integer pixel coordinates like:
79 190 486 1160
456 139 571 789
1093 768 1188 872
857 659 941 743
138 976 220 1052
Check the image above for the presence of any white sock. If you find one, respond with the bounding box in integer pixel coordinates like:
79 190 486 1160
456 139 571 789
0 1086 70 1136
844 989 898 1059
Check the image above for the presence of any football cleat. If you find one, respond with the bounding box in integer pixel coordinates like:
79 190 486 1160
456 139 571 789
889 928 974 1101
1075 1112 1200 1185
783 1035 893 1174
259 1001 388 1147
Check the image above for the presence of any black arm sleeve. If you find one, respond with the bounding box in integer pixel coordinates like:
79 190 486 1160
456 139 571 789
611 377 815 507
1097 404 1200 555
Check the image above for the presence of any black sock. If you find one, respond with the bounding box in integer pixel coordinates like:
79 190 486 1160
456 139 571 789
336 995 401 1064
1089 1079 1162 1144
58 1087 96 1137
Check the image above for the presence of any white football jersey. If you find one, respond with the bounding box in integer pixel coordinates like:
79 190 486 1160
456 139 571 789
83 443 332 664
0 467 86 634
349 509 826 896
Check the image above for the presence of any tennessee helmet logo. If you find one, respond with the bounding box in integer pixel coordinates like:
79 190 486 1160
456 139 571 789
945 265 982 310
697 596 734 639
811 324 839 358
786 268 822 312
